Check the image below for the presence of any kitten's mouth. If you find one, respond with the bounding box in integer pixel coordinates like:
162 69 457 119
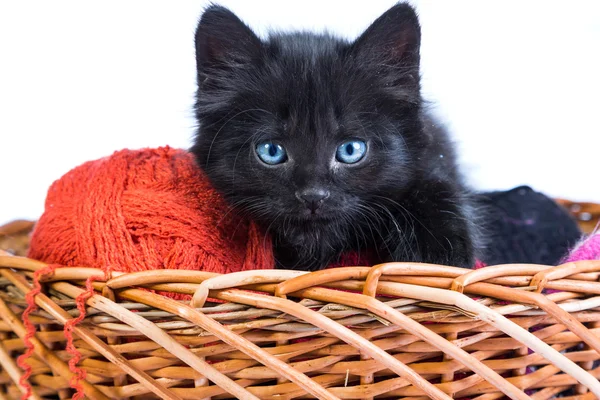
295 211 334 222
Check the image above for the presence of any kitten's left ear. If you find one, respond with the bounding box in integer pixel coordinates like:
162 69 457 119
352 3 421 73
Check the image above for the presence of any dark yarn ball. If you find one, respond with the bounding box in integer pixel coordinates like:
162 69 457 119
478 186 582 266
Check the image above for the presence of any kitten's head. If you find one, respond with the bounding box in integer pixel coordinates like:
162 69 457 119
192 3 425 241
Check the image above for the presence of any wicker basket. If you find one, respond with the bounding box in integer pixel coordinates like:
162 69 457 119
0 201 598 400
0 220 35 258
556 199 600 234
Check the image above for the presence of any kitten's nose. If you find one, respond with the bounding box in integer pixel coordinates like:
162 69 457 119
296 189 330 212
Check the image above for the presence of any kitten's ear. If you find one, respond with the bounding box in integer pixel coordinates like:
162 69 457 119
352 3 421 73
195 5 262 72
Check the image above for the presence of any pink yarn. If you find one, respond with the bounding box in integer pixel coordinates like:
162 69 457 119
564 232 600 262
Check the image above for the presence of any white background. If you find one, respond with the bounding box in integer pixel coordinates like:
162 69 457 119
1 0 599 225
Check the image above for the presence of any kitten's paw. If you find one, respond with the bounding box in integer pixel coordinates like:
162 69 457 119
413 234 476 269
389 220 477 269
443 235 476 268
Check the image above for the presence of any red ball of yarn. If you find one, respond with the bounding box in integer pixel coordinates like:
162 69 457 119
28 146 274 274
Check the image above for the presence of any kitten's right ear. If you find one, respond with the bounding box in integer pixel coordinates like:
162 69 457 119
195 5 262 72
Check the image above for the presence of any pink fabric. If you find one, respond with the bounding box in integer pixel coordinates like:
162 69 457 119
564 232 600 262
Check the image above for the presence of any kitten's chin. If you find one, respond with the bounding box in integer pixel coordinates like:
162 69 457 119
275 214 349 251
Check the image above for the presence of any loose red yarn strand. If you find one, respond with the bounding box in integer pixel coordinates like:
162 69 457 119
17 264 58 400
64 274 103 399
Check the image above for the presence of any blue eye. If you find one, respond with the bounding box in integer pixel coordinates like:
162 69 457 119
336 140 367 164
256 141 287 165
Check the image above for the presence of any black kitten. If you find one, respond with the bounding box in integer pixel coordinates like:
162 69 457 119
191 2 479 270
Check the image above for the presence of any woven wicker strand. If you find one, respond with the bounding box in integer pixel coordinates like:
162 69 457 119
556 199 600 234
1 254 600 399
193 270 531 399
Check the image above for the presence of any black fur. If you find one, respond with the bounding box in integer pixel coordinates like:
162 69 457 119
191 2 479 270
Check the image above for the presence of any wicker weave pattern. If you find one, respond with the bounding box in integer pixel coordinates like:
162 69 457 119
0 220 34 257
0 255 599 399
556 199 600 234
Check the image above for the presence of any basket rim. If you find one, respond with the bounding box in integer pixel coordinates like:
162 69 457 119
2 255 600 399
